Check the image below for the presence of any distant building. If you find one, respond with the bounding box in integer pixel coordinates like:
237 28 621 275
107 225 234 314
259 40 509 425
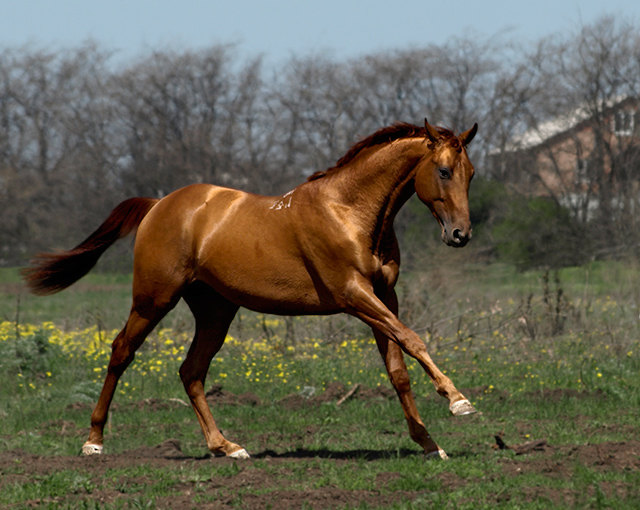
492 96 640 220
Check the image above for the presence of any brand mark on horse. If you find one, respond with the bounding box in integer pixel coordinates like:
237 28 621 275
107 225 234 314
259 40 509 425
270 190 294 210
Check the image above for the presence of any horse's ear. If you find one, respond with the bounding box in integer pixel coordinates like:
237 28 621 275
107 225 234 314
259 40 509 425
424 117 440 143
460 123 478 146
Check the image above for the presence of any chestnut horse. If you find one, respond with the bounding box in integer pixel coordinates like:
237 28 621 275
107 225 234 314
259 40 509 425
24 119 478 460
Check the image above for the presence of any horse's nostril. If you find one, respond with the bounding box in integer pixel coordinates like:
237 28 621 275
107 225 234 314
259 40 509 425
452 228 469 245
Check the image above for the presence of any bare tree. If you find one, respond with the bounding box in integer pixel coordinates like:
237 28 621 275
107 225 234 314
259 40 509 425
3 17 640 265
0 44 114 259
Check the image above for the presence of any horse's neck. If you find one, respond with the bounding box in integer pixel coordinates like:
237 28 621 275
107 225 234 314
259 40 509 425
317 139 425 243
332 139 423 219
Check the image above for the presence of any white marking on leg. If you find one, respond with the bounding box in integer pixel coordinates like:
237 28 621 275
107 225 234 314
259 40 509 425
426 449 448 460
81 442 103 456
229 448 250 459
449 399 476 416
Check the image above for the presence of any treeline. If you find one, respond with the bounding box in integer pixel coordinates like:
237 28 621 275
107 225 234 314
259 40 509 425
2 15 639 268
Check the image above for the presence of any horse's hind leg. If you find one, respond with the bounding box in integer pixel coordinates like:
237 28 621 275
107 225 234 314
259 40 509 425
180 283 246 458
82 298 176 455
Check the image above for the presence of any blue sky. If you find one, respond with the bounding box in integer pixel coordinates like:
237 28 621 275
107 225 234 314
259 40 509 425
1 0 638 65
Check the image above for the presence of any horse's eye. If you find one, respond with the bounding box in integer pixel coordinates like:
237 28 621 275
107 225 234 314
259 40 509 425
438 167 452 180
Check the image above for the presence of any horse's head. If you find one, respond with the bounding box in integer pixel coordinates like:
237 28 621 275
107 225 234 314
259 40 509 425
414 118 478 248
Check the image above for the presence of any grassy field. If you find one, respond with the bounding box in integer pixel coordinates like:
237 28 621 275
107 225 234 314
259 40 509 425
1 260 639 509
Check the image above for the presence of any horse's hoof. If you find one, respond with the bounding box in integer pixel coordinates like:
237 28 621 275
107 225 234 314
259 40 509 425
81 442 103 456
228 448 250 459
425 449 448 460
449 399 477 416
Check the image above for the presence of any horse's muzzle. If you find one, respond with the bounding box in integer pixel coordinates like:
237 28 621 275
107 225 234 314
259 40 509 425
443 227 471 247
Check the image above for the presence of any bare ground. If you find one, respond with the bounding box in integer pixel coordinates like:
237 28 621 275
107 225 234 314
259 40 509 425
2 439 639 509
2 384 639 508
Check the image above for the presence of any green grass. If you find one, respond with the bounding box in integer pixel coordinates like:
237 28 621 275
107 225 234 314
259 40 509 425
1 261 640 508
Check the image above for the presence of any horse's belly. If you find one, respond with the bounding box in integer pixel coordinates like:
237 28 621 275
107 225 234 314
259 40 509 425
197 263 337 315
194 239 340 315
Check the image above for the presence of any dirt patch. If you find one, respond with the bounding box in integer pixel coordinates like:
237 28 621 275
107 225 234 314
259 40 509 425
5 382 639 508
206 384 261 406
39 419 81 437
494 435 551 455
213 487 418 510
126 438 194 460
489 439 640 506
563 441 640 471
64 382 395 417
0 446 419 509
277 382 395 411
499 440 640 477
2 438 638 509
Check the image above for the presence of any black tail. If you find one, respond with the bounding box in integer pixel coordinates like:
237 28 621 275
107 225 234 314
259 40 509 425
22 197 159 295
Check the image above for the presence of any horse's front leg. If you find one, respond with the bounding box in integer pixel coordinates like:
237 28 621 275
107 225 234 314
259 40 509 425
375 331 450 459
371 289 447 459
346 277 476 416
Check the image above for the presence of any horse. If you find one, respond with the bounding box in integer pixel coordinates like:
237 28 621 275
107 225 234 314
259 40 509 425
23 118 478 460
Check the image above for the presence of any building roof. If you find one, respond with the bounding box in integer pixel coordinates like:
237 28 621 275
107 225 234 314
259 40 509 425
503 96 634 152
